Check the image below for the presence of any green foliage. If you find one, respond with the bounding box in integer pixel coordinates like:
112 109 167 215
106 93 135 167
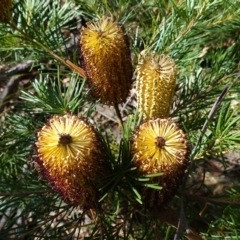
0 0 240 239
21 71 92 115
1 0 81 59
0 113 37 181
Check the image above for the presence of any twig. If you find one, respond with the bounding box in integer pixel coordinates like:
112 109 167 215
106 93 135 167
156 208 204 240
187 194 240 205
0 71 38 113
64 58 86 78
174 198 189 240
0 189 52 196
113 102 124 131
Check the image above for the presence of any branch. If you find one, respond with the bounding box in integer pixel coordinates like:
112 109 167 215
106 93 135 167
0 189 52 196
156 208 204 240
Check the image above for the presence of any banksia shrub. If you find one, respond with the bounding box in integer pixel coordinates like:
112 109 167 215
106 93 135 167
80 16 133 105
136 52 177 119
35 114 109 209
131 118 188 207
0 0 12 23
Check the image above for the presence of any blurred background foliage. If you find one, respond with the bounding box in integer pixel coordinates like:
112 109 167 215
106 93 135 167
0 0 240 239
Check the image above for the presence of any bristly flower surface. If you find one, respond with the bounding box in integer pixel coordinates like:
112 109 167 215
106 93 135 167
35 114 109 208
131 118 188 207
0 0 12 23
80 16 133 105
136 52 177 119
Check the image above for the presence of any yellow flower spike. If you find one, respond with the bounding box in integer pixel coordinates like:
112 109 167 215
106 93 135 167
131 118 188 207
35 114 109 208
136 52 177 119
0 0 12 23
80 16 133 105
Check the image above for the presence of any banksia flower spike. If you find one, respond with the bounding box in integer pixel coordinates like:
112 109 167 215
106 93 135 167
80 16 133 105
0 0 12 23
35 114 109 208
136 52 177 119
131 118 188 207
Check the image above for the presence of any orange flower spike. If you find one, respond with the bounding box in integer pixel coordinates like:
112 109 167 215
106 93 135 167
80 16 133 105
0 0 12 23
136 52 177 119
35 114 109 208
131 118 188 207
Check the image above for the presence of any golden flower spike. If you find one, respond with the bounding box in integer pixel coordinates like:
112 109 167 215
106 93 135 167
35 114 109 208
131 118 188 207
0 0 12 23
80 16 133 105
136 52 177 119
